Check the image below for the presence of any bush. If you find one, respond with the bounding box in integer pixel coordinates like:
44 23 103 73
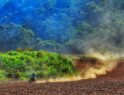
7 51 18 56
36 51 44 58
0 70 6 80
0 50 77 80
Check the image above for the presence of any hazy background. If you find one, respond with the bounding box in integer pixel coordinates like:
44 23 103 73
0 0 124 54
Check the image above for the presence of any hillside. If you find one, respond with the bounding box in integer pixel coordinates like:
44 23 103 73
0 0 124 53
0 0 124 94
0 58 123 95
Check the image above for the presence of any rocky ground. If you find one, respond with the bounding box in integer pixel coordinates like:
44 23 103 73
0 59 123 95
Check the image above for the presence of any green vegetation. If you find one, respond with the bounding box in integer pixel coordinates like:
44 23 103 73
0 0 124 53
0 50 76 80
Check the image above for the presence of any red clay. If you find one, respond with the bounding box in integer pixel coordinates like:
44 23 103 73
0 59 123 95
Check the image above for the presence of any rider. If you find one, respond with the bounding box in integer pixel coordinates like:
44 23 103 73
29 73 36 83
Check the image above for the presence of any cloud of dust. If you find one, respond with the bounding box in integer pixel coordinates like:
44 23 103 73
36 52 121 83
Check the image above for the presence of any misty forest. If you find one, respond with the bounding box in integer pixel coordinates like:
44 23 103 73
0 0 124 80
0 0 124 53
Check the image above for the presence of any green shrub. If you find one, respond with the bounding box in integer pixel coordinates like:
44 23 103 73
0 70 6 80
7 51 18 56
36 51 44 58
0 50 77 80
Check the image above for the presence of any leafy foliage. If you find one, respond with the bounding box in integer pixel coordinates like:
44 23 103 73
0 0 124 53
0 50 76 80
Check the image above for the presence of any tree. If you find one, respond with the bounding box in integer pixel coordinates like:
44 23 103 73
0 24 35 51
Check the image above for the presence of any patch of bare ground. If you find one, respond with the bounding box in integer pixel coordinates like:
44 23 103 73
0 59 123 95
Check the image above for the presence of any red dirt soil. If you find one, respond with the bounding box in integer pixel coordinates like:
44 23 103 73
0 59 124 95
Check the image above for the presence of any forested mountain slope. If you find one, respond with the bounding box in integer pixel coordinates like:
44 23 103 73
0 0 124 53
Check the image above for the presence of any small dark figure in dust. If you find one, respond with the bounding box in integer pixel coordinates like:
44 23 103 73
29 73 36 83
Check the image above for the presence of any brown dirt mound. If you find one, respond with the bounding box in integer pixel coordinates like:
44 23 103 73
98 58 124 80
0 59 123 95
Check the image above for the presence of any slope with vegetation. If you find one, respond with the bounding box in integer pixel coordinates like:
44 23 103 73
0 50 76 80
0 0 123 53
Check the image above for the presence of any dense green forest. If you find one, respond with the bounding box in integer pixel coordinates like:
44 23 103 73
0 0 124 53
